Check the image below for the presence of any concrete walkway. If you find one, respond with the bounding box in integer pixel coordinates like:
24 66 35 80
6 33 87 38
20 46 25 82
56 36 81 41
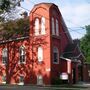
0 82 90 90
73 82 90 87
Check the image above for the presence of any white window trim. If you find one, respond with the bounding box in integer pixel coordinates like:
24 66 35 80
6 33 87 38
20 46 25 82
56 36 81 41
38 46 43 63
18 82 24 85
18 46 26 64
41 17 46 35
2 81 6 84
56 19 59 36
37 75 43 85
18 61 26 64
52 17 55 35
53 47 59 64
18 75 24 85
2 75 6 84
35 18 39 36
2 48 8 65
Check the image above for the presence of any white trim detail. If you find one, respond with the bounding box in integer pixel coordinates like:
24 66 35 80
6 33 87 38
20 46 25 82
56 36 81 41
2 75 6 84
53 47 59 64
2 81 6 84
46 68 51 72
18 82 24 85
67 60 71 74
37 75 43 85
41 17 46 35
19 45 26 64
52 17 55 35
38 46 43 62
35 18 39 36
18 75 24 85
2 48 8 65
56 19 59 36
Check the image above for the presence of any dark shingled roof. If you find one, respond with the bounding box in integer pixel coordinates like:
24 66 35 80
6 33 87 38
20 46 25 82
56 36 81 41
64 43 77 52
62 43 77 58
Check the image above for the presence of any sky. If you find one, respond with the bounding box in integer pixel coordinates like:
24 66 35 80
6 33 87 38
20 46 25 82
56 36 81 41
20 0 90 39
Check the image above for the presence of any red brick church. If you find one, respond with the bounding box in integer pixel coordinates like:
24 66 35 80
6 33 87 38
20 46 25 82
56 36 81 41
0 3 89 85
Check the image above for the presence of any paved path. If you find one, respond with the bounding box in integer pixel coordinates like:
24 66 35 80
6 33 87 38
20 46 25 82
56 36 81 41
0 84 90 90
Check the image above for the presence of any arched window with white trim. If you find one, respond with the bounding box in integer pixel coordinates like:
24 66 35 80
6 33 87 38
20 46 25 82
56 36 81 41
19 46 26 64
35 18 39 36
56 19 59 36
2 48 8 64
38 46 43 62
41 17 46 35
52 17 55 35
53 47 59 64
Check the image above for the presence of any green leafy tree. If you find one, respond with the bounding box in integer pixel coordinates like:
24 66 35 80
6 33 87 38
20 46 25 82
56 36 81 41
0 17 29 40
0 0 11 12
0 0 22 12
0 0 24 22
80 25 90 63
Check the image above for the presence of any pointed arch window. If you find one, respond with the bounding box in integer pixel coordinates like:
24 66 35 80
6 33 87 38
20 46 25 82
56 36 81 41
2 48 8 64
41 17 46 35
53 47 59 64
19 46 26 64
56 19 59 36
38 46 43 62
52 17 55 35
35 18 39 36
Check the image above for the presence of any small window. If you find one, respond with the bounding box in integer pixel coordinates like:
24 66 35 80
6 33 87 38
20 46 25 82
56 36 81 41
38 46 43 62
2 75 6 84
37 75 43 85
19 76 24 83
35 18 39 36
56 19 59 36
19 46 26 64
2 48 8 65
19 75 24 85
41 17 46 35
53 47 59 64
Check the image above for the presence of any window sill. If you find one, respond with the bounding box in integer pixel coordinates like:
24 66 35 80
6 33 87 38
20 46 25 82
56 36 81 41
38 61 43 64
34 34 46 37
18 82 24 85
18 62 26 64
2 82 6 84
2 63 7 66
53 62 59 64
52 35 61 39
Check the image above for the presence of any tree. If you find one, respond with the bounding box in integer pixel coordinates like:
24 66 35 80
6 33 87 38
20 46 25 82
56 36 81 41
80 25 90 63
0 0 10 13
0 0 24 22
0 17 29 40
0 0 22 12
